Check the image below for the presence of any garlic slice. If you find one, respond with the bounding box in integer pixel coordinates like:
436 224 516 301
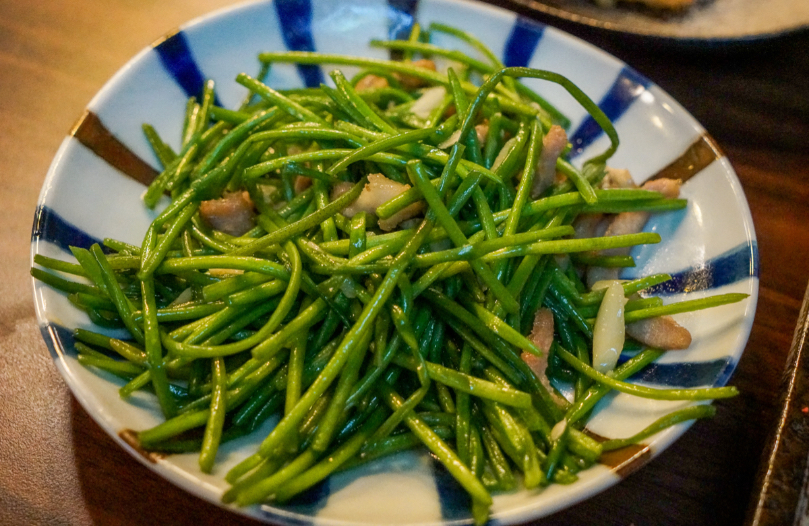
590 279 627 291
168 287 194 307
410 86 446 119
438 129 462 150
550 419 568 442
491 137 517 172
592 281 628 374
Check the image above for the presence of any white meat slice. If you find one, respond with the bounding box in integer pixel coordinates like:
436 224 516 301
521 308 566 405
199 191 255 236
573 213 605 240
393 59 437 90
528 307 555 353
626 316 692 350
532 125 568 198
601 167 635 189
355 74 389 92
294 175 312 193
642 177 682 199
437 121 489 150
338 173 424 232
587 176 682 287
475 122 489 145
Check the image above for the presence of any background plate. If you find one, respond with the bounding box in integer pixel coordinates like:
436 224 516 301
492 0 809 43
31 0 758 524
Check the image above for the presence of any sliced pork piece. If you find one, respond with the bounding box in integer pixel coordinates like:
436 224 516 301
475 122 489 145
521 308 566 406
330 181 355 201
587 208 650 285
532 125 568 198
199 191 255 236
286 143 307 156
285 145 313 194
528 308 555 353
573 213 606 240
599 211 652 257
626 315 692 350
355 74 389 92
339 173 425 232
294 175 313 193
601 167 634 189
437 120 489 150
599 177 682 257
522 350 567 406
573 213 607 283
393 59 437 90
586 176 682 287
642 177 682 199
586 167 636 287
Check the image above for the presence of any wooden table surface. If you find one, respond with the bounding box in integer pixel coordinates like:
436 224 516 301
1 1 807 525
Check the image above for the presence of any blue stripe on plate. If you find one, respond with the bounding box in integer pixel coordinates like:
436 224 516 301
274 0 325 88
502 17 545 68
568 67 651 159
712 358 739 387
258 507 315 526
39 323 77 361
642 241 759 295
154 31 221 104
430 457 472 521
32 205 106 253
387 0 419 41
626 356 734 388
277 477 331 515
284 477 331 515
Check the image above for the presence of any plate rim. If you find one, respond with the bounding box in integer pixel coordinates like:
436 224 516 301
29 0 760 524
493 0 809 45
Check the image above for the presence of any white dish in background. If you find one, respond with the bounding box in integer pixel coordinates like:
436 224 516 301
502 0 809 42
30 0 758 524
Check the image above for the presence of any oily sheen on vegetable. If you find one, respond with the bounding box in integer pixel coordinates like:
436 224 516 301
31 22 746 525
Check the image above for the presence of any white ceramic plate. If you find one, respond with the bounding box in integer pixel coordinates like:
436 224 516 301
31 0 758 524
501 0 809 43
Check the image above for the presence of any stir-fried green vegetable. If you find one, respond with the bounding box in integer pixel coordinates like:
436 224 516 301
31 22 746 524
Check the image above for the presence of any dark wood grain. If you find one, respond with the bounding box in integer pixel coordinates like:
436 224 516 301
745 283 809 526
1 1 807 525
